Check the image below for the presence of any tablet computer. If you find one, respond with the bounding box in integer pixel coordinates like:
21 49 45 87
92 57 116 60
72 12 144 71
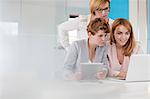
80 63 104 81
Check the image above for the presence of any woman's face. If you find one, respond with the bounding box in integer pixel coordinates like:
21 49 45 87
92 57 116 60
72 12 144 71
114 25 130 47
89 30 107 46
93 2 109 22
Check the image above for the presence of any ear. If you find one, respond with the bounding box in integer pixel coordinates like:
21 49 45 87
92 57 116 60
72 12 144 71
88 32 92 37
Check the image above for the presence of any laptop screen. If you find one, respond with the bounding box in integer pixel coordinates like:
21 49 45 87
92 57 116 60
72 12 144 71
126 54 150 81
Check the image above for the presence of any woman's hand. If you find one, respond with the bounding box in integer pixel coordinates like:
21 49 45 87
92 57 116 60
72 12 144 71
117 71 127 80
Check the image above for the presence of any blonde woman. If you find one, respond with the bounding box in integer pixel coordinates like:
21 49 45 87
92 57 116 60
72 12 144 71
58 0 113 51
108 18 143 80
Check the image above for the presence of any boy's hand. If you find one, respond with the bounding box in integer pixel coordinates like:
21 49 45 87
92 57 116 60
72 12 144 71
72 72 82 80
96 68 107 80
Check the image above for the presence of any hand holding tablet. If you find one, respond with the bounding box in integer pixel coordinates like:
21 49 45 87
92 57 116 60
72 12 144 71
80 63 107 81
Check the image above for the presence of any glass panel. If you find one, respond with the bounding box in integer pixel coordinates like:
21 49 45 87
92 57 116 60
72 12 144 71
148 0 150 53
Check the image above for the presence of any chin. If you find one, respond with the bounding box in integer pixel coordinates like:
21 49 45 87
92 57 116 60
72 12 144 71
98 44 105 46
102 16 107 20
117 41 127 45
120 43 126 46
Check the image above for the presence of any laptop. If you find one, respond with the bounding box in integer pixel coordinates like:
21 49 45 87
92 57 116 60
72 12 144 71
80 63 106 81
106 54 150 82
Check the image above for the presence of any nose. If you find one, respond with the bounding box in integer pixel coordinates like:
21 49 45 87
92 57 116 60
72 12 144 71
121 34 127 40
101 36 105 41
102 10 105 15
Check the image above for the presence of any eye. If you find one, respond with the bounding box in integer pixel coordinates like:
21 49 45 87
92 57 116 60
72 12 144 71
104 7 109 11
97 8 103 12
125 32 130 35
117 32 122 35
98 35 103 37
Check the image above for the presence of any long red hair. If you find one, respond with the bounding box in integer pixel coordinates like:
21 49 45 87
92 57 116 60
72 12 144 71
110 18 136 56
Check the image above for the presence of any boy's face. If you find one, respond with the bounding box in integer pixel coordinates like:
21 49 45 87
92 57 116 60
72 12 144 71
89 30 107 46
93 2 110 22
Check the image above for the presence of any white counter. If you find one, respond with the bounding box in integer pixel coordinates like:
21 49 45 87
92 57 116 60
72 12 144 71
1 78 150 99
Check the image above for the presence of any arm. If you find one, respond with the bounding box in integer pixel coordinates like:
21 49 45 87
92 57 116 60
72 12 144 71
57 17 79 50
62 42 78 80
107 44 121 77
117 42 145 80
108 67 120 77
101 46 109 73
102 46 109 67
96 46 109 79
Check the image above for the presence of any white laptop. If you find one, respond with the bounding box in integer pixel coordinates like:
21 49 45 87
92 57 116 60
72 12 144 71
107 54 150 82
80 63 105 81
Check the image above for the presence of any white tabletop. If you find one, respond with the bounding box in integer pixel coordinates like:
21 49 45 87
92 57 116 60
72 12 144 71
1 78 150 99
41 81 150 99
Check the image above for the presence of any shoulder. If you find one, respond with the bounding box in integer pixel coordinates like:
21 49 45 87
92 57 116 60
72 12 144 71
79 15 89 21
109 18 114 25
97 44 108 50
58 17 80 28
133 41 144 54
107 42 115 49
107 43 116 55
71 39 87 49
73 39 86 44
67 39 87 54
108 18 114 29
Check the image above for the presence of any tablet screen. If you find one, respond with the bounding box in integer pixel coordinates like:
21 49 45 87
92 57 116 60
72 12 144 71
80 63 103 81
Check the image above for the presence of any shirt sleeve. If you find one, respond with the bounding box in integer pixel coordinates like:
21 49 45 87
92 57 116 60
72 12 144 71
102 46 109 68
108 69 120 77
62 42 78 80
57 17 79 50
107 44 120 77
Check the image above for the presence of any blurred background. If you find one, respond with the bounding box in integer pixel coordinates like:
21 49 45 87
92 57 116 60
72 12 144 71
0 0 149 81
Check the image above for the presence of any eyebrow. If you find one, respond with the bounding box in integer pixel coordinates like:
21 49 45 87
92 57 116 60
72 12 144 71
116 30 130 33
116 30 122 32
97 7 109 10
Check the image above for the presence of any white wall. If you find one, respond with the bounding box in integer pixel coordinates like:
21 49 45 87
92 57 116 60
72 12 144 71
0 0 89 80
21 1 56 35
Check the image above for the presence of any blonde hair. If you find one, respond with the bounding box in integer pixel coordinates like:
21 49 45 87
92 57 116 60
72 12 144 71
110 18 136 56
90 0 110 15
87 18 110 35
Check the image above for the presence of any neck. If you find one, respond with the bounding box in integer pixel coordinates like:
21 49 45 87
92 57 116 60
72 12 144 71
116 43 124 56
105 18 109 23
88 39 96 62
88 39 96 52
116 43 123 50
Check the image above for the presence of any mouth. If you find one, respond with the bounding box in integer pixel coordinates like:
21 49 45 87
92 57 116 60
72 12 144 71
102 15 107 18
98 42 105 46
101 16 108 21
120 40 127 44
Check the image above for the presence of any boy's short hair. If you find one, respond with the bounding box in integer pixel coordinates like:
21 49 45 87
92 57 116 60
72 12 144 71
87 18 110 35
